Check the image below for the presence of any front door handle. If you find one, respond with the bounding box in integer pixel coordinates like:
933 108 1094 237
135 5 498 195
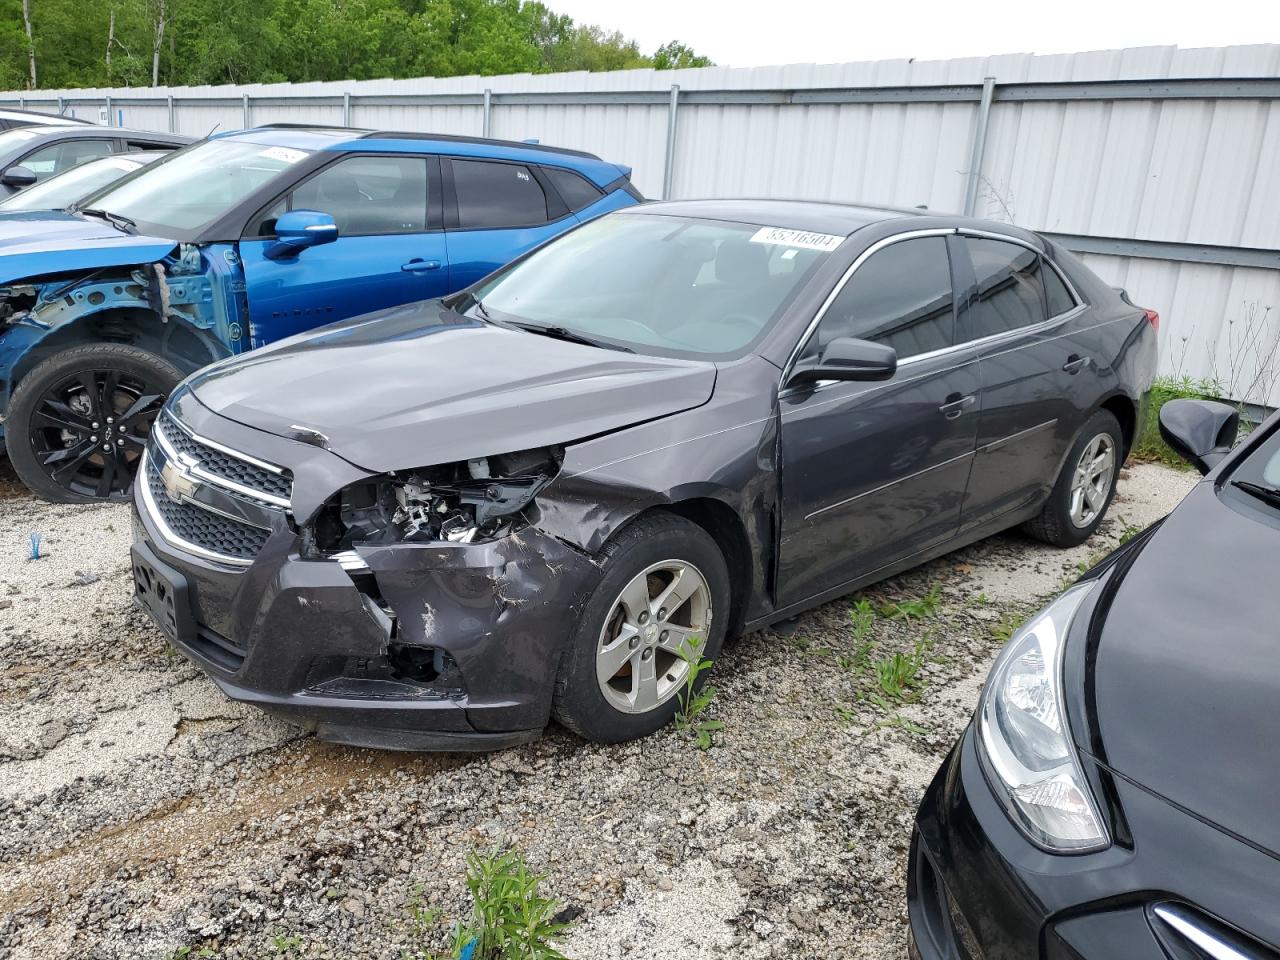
939 393 976 420
1063 354 1091 374
401 259 442 272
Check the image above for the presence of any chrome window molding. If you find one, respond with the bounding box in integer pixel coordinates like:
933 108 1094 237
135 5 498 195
779 227 958 387
136 448 255 568
957 226 1085 306
778 225 1090 397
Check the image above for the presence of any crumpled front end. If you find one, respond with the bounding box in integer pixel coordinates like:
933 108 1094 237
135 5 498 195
130 389 601 751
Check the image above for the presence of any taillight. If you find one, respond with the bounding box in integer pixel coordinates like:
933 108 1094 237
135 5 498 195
1143 308 1160 332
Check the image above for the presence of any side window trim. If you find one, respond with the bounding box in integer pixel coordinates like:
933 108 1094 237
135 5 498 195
780 228 958 387
240 151 438 239
957 227 1082 315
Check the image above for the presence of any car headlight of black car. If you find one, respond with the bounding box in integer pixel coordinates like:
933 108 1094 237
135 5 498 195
977 582 1109 853
302 446 562 557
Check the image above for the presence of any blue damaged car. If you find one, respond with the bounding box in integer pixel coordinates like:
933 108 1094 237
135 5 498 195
0 124 641 502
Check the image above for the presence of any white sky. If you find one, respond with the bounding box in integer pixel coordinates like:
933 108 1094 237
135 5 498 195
552 0 1280 67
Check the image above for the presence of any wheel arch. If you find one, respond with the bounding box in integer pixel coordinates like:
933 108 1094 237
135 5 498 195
6 307 228 403
1098 391 1137 460
637 497 754 640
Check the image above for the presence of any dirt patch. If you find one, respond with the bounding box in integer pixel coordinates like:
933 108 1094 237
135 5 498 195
0 463 1197 959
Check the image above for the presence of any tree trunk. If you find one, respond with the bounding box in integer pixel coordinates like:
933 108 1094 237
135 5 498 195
105 7 114 82
21 0 36 90
151 0 165 86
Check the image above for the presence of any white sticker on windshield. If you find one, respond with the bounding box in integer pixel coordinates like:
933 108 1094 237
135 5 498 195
258 146 308 164
749 227 844 252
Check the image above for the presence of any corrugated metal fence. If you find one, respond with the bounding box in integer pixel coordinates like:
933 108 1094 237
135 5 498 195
4 44 1279 405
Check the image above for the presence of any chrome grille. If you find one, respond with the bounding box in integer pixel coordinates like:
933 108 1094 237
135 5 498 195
144 465 269 562
156 411 292 503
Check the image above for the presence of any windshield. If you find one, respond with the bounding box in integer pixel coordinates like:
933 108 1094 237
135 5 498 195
1227 420 1280 506
472 213 835 359
1 155 144 211
84 139 312 237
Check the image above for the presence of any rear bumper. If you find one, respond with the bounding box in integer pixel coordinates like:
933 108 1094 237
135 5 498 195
911 726 1280 959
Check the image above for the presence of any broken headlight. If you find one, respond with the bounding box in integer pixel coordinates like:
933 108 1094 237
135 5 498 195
303 446 562 557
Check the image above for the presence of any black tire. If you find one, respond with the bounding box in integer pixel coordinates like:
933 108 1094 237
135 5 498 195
1022 409 1124 547
552 512 731 744
7 343 181 503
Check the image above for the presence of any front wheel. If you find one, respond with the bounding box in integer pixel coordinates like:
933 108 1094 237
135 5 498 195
552 513 731 744
7 343 181 503
1022 409 1123 547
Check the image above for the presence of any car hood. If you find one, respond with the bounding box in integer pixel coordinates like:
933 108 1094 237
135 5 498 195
0 210 176 283
186 300 717 473
1082 480 1280 855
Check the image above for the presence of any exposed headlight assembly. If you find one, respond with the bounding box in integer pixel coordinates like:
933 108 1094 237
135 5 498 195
303 447 561 558
977 583 1109 853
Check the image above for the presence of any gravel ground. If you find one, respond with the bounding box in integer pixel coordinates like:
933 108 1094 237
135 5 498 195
0 459 1197 960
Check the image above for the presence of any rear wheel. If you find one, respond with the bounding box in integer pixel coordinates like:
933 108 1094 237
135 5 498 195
553 513 730 744
7 343 180 503
1022 409 1123 547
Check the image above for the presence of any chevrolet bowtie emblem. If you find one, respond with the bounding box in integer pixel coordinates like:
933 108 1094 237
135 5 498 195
159 457 199 504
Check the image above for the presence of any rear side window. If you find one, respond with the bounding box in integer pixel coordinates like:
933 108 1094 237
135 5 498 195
452 159 547 229
543 166 602 212
965 237 1051 337
1043 260 1076 317
808 236 954 360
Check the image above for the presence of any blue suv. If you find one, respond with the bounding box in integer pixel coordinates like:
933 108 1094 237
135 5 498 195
0 125 641 501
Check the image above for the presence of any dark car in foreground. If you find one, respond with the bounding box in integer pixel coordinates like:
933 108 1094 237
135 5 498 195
910 398 1280 959
130 199 1157 751
0 125 638 503
0 124 188 196
0 150 166 212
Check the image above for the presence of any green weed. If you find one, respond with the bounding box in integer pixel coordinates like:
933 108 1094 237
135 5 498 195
878 713 928 736
674 638 723 750
877 584 942 621
870 635 932 702
849 598 876 638
269 935 303 955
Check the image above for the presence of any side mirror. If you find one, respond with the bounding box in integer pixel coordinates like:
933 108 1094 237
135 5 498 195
1 165 37 189
789 337 897 386
1158 398 1238 475
265 209 339 260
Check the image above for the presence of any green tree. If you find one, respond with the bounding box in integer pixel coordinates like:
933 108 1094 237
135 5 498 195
652 40 712 70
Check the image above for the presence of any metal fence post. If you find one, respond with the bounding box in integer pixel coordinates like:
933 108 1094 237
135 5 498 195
242 92 251 129
963 76 997 217
662 84 681 200
343 92 351 126
482 88 492 137
18 96 25 111
57 95 64 116
167 94 174 132
105 94 113 126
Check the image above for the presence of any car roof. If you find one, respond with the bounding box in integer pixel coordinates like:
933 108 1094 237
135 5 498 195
3 125 190 143
0 108 89 126
214 125 621 184
620 198 920 236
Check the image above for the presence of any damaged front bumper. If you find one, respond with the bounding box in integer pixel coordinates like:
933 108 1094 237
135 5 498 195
129 399 599 752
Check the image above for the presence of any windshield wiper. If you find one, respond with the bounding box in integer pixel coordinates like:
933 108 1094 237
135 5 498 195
1231 480 1280 510
507 321 632 353
79 208 137 234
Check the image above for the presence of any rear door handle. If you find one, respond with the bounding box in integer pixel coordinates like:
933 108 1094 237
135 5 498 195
939 393 976 420
401 259 442 272
1063 354 1091 374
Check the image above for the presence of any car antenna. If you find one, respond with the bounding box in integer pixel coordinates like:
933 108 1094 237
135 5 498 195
206 122 221 138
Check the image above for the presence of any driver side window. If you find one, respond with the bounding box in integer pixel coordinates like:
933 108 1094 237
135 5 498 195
252 155 429 238
803 236 955 363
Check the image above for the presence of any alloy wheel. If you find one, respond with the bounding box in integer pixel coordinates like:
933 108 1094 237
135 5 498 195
1068 432 1116 528
596 559 713 714
27 368 164 499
